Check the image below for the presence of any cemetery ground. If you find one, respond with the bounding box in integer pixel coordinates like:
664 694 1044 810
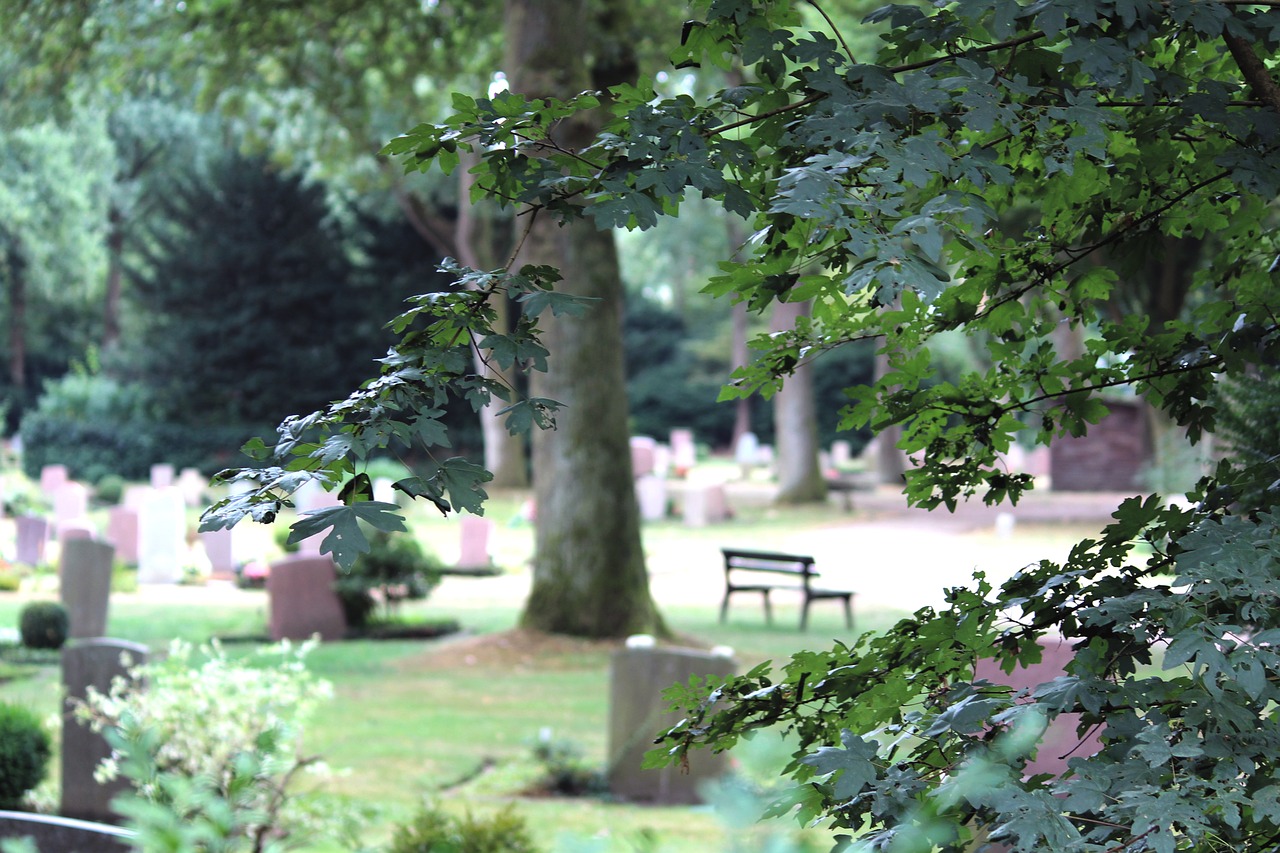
0 475 1126 852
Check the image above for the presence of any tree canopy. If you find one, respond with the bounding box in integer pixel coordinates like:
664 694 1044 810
209 0 1280 848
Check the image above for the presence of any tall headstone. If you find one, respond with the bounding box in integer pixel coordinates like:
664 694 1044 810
60 539 115 639
458 516 493 568
149 463 175 489
177 468 206 507
734 432 760 477
61 639 149 824
106 506 140 565
670 429 697 476
201 528 236 580
53 482 91 537
831 440 853 469
138 487 186 584
608 641 736 804
266 554 347 642
122 484 150 511
636 475 668 522
14 515 49 566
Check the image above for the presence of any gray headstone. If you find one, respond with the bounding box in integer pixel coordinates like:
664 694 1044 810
105 506 140 565
734 432 760 467
14 515 49 566
61 639 149 824
201 528 236 579
138 487 186 584
0 810 134 852
177 468 206 507
630 436 657 478
973 637 1104 779
608 643 736 804
60 539 115 639
267 555 347 642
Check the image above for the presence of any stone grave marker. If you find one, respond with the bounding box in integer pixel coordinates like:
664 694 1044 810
53 482 91 537
0 810 134 852
40 464 69 496
682 483 730 527
267 554 347 641
60 539 115 640
670 429 697 475
61 639 149 824
734 432 760 476
149 463 175 489
831 439 852 469
177 467 207 507
635 474 667 522
608 640 736 804
458 516 494 568
201 528 236 580
652 444 672 478
138 487 186 583
14 515 48 566
630 436 657 478
972 636 1104 779
106 506 140 565
122 484 150 510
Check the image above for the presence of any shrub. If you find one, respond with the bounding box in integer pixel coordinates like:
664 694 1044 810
387 804 541 853
18 602 68 650
0 567 21 592
334 529 442 629
93 473 125 505
527 730 606 797
0 703 52 809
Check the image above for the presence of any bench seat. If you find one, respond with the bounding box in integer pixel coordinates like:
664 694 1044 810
720 548 854 631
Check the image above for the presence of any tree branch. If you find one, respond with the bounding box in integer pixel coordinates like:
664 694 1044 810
1222 25 1280 118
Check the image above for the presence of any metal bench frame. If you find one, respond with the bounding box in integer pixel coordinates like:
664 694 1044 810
720 547 854 631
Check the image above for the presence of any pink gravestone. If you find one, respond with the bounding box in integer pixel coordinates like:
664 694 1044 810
458 516 493 568
53 482 91 536
636 474 667 522
40 464 69 495
150 464 175 489
106 506 140 565
630 436 657 478
267 555 347 642
177 468 206 507
682 484 730 527
15 515 49 566
670 429 696 475
973 637 1104 779
201 528 236 580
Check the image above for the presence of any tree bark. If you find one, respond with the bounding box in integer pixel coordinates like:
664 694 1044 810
4 236 26 394
770 299 827 503
102 205 125 350
507 0 663 637
873 348 908 485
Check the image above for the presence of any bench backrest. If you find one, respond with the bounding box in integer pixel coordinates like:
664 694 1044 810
722 548 817 585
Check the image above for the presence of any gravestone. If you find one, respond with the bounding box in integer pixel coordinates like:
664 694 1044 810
138 487 186 584
40 464 69 496
608 640 736 804
652 444 672 478
53 482 91 537
630 436 657 478
59 524 95 546
61 639 149 824
201 528 236 580
458 516 493 568
635 474 667 522
682 484 730 527
149 463 175 489
106 506 140 565
60 539 115 639
831 440 852 469
267 554 347 642
122 484 150 511
14 515 49 566
0 810 134 852
734 432 760 475
972 637 1104 779
670 429 697 475
177 467 206 506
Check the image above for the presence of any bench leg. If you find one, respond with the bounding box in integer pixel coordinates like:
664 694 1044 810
720 594 730 624
762 590 773 625
842 595 854 631
800 596 810 631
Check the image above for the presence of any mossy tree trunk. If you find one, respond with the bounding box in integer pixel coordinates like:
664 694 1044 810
771 299 827 504
507 0 664 638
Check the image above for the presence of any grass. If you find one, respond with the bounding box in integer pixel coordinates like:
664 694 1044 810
0 477 1106 852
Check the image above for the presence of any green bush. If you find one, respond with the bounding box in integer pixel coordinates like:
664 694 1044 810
0 703 52 809
18 601 69 650
0 569 21 592
334 529 442 629
387 804 541 853
94 473 126 505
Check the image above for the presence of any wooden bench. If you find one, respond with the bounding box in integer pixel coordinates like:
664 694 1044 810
720 548 854 631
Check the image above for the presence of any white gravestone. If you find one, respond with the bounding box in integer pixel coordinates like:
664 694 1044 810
138 487 186 583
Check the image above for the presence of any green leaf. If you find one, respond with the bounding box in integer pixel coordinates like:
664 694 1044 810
799 730 879 800
285 501 406 568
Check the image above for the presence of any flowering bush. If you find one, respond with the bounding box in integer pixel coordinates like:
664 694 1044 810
78 639 334 850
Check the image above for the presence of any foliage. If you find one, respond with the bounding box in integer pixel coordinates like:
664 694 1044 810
0 702 51 809
386 803 542 853
94 473 126 505
1213 365 1280 509
18 601 68 650
334 528 443 629
79 639 333 850
525 729 607 797
198 0 1280 850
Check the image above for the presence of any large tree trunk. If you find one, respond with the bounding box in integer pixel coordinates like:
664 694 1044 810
771 299 827 503
508 0 663 638
4 237 26 395
102 206 125 350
